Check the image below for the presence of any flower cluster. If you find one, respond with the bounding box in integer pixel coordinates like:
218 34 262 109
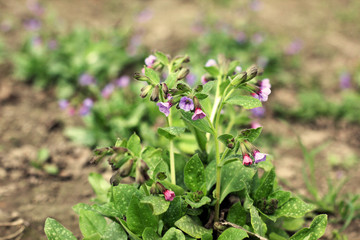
251 78 271 102
240 140 268 166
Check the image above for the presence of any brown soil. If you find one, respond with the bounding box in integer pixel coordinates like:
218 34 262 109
0 0 360 239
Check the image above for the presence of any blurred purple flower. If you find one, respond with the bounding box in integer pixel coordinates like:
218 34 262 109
145 55 157 68
127 34 142 56
339 72 352 89
179 97 194 112
58 99 69 110
24 18 41 31
31 36 42 47
234 66 242 74
252 33 264 45
101 83 115 99
251 79 271 102
201 74 209 85
79 73 95 86
205 59 217 67
137 8 153 23
116 75 130 88
235 31 247 43
186 73 196 86
27 0 44 15
250 107 265 118
157 102 172 117
79 98 94 116
285 39 303 55
48 39 57 50
250 0 262 11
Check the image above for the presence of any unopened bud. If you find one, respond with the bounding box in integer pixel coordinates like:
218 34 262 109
156 172 167 180
134 73 149 82
246 65 258 81
150 184 159 194
140 85 153 98
110 172 122 186
139 159 149 171
162 83 169 96
194 85 203 92
176 83 191 92
93 147 110 155
193 96 200 109
135 168 150 184
150 85 160 102
111 147 128 154
230 72 247 87
156 182 166 192
119 159 134 177
177 68 190 80
227 143 234 149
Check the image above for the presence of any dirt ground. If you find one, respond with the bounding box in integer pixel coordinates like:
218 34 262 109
0 0 360 239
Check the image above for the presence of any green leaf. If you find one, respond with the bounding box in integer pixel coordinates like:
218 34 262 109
103 220 127 240
204 66 220 77
282 217 305 232
181 110 214 134
275 197 315 218
268 191 291 208
201 232 213 240
141 195 170 215
88 173 111 203
237 127 262 143
142 227 161 240
158 127 186 140
254 168 275 200
145 67 160 85
227 202 247 226
195 93 209 100
185 196 211 209
227 60 240 76
112 184 141 216
83 233 102 240
218 228 248 240
204 160 216 192
202 81 215 93
165 73 177 88
289 214 327 240
92 202 120 218
44 218 77 240
127 196 158 235
175 215 212 238
72 203 93 215
250 206 267 236
161 180 185 196
184 154 206 192
162 227 186 240
217 134 234 146
162 197 187 226
79 210 107 237
225 95 262 109
127 133 142 156
220 161 256 203
155 51 169 66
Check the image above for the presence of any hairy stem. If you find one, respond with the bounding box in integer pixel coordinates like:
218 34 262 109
168 112 176 185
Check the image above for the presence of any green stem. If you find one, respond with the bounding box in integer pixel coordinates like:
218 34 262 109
142 184 150 196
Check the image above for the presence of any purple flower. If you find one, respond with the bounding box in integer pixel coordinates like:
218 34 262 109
157 102 172 117
145 55 157 68
101 84 115 99
339 72 352 89
252 33 264 45
242 154 253 166
234 66 242 74
31 36 42 47
186 73 196 86
201 74 209 85
250 107 265 118
235 31 247 43
127 34 142 56
79 98 94 116
163 189 175 201
24 18 41 31
48 40 57 50
58 99 69 110
252 79 271 102
116 76 130 88
253 150 267 164
179 97 194 112
284 39 303 55
205 59 217 67
192 108 206 120
137 8 153 23
79 73 95 86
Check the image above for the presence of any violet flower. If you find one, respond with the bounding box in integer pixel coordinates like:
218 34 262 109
48 40 57 50
79 73 95 86
253 150 267 164
79 98 94 116
205 59 217 67
163 189 175 201
235 31 247 43
250 107 265 118
145 55 157 68
137 8 153 23
179 97 194 112
58 99 69 110
24 18 41 31
242 154 253 166
192 108 206 120
339 72 352 89
101 83 115 99
116 76 130 88
186 73 196 86
285 39 303 55
252 78 271 102
157 102 172 117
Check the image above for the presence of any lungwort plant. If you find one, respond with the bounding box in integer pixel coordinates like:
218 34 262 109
45 52 327 239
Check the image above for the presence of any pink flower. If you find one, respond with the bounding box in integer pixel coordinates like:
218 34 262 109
201 74 209 84
205 59 217 67
163 189 175 201
252 150 267 164
192 108 206 120
145 55 157 68
242 154 253 166
251 121 262 129
251 78 271 102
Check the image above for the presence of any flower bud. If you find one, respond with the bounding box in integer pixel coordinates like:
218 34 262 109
194 85 203 92
111 146 128 154
230 72 247 87
246 65 258 81
135 168 150 184
162 83 169 96
193 96 200 109
118 159 134 177
140 85 153 98
227 143 234 149
139 159 149 171
177 68 190 80
134 72 149 82
163 189 175 201
150 85 160 102
176 83 191 92
110 172 122 186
